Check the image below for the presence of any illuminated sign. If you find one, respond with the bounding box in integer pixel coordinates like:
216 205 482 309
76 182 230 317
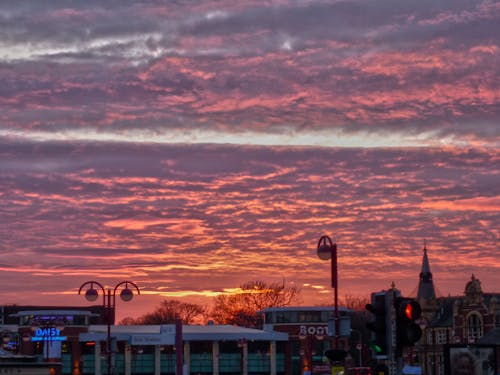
31 327 67 342
299 325 329 336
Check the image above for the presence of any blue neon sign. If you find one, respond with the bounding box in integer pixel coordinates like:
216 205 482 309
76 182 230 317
31 327 67 342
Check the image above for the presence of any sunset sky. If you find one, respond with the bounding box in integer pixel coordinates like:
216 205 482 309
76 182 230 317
0 0 498 320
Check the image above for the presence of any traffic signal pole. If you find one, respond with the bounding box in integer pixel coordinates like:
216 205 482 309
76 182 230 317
366 286 404 375
366 285 423 375
390 287 398 375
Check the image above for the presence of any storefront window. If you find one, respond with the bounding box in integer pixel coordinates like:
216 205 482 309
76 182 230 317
298 311 321 323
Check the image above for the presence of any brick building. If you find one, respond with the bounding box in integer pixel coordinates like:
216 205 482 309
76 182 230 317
414 246 499 374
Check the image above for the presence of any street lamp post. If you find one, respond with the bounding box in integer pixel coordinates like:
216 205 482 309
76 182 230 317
79 281 140 375
317 235 339 349
351 329 363 367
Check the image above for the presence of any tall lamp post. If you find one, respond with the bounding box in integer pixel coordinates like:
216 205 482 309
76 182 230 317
79 280 140 375
317 235 339 349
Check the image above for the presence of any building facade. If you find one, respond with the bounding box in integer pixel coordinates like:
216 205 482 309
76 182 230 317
0 306 288 375
414 246 500 375
261 306 352 375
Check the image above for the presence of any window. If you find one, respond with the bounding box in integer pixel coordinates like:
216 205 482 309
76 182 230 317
265 312 274 324
436 329 447 344
276 312 289 323
298 311 321 323
427 329 433 344
466 313 483 342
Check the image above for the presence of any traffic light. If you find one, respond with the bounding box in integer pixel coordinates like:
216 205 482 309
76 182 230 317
365 292 390 357
394 297 422 357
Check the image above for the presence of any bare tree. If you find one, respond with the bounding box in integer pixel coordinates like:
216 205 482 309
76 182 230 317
120 300 206 325
210 280 301 328
119 316 138 325
341 294 370 312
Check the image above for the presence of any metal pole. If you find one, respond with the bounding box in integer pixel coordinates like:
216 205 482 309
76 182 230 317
79 280 139 375
175 319 183 375
107 290 111 375
332 244 339 349
359 337 362 367
351 330 362 367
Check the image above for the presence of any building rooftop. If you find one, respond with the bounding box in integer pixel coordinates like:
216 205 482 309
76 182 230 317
79 324 288 344
260 306 351 313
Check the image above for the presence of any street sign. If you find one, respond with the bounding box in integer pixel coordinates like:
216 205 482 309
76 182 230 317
328 316 351 336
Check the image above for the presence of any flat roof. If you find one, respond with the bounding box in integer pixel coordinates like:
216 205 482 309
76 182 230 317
79 324 288 344
260 306 351 313
183 325 288 341
10 310 97 317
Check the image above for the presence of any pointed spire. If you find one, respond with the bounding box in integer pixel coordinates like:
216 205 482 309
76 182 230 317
420 242 432 277
417 242 436 302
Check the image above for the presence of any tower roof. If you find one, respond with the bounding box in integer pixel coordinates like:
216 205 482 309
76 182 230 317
417 244 437 302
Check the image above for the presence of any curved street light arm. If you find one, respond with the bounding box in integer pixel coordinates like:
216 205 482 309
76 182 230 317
78 281 105 295
78 280 140 375
317 235 334 249
113 280 141 296
78 281 106 306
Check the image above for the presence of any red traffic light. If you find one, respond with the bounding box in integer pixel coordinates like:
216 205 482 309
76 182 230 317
395 298 423 351
395 298 421 321
405 303 413 319
402 300 421 320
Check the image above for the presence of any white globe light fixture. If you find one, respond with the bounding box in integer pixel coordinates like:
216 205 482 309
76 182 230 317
85 287 99 302
120 287 134 302
317 235 334 260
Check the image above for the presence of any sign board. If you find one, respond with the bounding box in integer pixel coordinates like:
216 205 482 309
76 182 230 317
131 334 174 345
327 316 351 336
299 325 329 336
312 363 331 374
31 328 67 342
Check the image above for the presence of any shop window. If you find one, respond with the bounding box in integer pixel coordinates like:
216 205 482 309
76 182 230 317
265 312 274 324
298 311 321 323
321 311 331 322
190 341 213 354
276 312 289 323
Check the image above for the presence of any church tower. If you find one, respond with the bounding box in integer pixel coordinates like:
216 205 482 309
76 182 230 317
417 243 438 321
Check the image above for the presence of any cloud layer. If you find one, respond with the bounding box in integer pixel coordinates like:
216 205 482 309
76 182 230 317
0 141 498 317
0 0 499 147
0 1 498 318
